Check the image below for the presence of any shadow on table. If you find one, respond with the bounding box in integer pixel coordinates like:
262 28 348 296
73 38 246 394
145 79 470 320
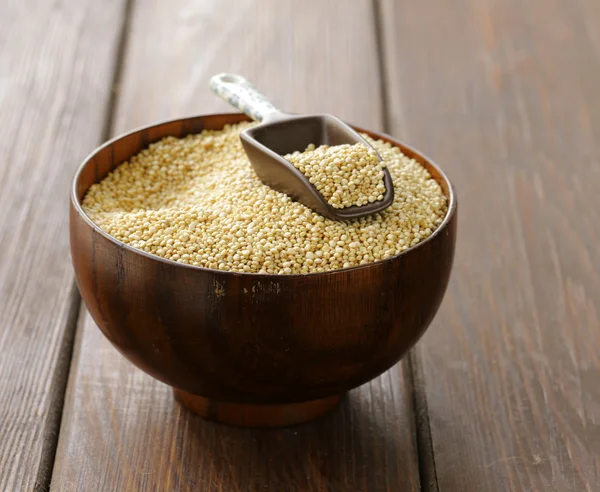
173 390 418 491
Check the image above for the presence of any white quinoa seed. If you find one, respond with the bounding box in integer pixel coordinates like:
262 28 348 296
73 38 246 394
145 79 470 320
82 122 448 274
284 142 386 209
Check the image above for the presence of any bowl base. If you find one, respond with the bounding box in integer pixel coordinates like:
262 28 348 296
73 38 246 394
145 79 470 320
173 389 343 428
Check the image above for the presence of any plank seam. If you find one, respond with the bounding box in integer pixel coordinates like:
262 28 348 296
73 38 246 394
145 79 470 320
40 0 136 490
102 0 136 141
33 284 81 492
373 0 440 488
408 351 440 492
372 0 391 132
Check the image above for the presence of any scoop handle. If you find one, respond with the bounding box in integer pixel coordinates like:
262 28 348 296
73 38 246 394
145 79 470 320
210 73 282 122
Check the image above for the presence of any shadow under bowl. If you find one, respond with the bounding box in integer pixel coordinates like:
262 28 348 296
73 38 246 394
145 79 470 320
70 113 457 428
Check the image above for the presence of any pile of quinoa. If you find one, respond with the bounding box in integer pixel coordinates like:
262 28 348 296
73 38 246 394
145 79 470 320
82 121 447 274
284 142 386 209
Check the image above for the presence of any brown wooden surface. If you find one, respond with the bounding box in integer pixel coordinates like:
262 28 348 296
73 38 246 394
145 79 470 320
380 0 600 490
55 315 417 491
51 1 421 491
2 0 598 490
0 0 126 490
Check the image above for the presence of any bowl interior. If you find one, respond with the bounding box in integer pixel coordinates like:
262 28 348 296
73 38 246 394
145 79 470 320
73 113 455 252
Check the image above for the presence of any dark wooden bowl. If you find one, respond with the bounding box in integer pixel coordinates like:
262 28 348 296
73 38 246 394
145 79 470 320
70 113 457 428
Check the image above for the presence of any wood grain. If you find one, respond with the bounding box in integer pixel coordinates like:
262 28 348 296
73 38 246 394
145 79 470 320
0 0 126 490
52 0 422 490
54 313 419 492
111 0 384 132
380 0 600 490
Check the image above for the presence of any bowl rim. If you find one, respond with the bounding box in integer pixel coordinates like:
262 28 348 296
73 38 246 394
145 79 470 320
71 113 457 278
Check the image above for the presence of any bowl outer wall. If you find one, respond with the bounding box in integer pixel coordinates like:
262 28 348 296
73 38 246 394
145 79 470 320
70 113 457 405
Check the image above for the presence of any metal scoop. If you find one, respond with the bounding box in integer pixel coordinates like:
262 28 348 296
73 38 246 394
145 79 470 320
209 73 394 221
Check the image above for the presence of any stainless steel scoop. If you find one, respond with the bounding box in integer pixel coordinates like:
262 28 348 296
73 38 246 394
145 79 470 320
209 73 394 221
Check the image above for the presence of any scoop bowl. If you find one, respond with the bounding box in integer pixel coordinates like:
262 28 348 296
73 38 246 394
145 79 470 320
241 113 394 220
210 73 394 220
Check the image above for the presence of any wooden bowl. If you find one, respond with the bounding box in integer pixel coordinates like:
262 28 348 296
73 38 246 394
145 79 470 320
70 113 457 428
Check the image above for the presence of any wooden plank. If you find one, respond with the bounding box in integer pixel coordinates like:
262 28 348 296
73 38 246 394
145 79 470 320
380 0 600 490
0 0 127 490
51 1 421 490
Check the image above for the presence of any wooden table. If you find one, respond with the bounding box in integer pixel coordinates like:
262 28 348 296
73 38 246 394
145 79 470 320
1 0 599 490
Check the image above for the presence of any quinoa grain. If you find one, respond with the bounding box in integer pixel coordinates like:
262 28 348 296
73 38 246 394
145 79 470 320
82 122 447 274
284 143 386 209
